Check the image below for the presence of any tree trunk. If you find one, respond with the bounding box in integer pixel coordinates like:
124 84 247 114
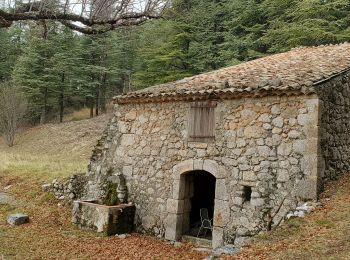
59 72 65 123
5 117 15 147
100 72 107 113
95 85 100 116
0 84 27 147
90 105 94 118
40 86 48 124
87 96 94 118
40 21 48 124
5 129 14 147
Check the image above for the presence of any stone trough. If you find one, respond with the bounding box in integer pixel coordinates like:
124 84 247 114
72 200 135 236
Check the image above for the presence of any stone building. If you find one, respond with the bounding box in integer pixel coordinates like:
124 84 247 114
80 43 350 248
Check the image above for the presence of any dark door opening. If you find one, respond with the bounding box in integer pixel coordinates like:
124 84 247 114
183 170 216 239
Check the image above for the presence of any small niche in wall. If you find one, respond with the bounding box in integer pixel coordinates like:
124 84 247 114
243 186 252 203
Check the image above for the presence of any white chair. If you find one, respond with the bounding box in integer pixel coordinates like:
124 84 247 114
197 208 213 237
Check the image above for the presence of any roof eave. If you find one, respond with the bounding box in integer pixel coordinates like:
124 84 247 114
113 85 316 105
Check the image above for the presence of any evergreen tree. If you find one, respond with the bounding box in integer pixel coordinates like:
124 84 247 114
0 26 22 81
12 22 57 123
134 0 231 86
4 0 350 126
224 0 350 60
260 0 350 52
188 0 229 71
46 27 82 122
107 29 139 93
134 0 197 87
79 34 112 117
134 19 194 87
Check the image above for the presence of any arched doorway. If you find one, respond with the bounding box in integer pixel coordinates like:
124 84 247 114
166 159 227 248
182 170 216 238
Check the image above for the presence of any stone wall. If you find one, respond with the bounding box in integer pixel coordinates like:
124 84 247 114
82 93 321 247
43 174 87 201
318 71 350 180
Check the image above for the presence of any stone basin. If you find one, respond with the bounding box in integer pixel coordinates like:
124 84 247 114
72 200 135 236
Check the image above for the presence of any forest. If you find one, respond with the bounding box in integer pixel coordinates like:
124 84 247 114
1 0 350 124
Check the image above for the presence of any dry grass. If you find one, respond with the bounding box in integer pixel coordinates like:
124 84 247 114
0 153 85 182
63 108 92 122
63 105 114 123
0 113 111 181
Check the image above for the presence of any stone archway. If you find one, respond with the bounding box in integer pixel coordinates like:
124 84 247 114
165 159 229 248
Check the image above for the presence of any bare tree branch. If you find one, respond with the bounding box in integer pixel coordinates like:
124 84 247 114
0 0 169 34
0 82 27 147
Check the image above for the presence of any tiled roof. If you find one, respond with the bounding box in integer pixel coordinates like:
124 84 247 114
115 43 350 104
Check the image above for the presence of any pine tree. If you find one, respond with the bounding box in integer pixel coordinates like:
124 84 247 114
107 29 139 93
46 27 82 122
224 0 350 60
260 0 350 52
134 19 194 87
133 0 197 87
188 0 229 71
13 22 59 123
0 26 22 81
79 34 112 117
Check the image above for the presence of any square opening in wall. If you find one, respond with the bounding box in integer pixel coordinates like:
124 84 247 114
243 186 252 203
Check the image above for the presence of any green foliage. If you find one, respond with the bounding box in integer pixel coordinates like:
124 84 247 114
2 0 350 120
133 20 195 87
314 219 336 229
11 23 120 122
12 23 57 122
224 0 350 59
103 182 119 206
0 27 22 81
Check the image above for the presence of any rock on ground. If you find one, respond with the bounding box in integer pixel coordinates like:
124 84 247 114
7 214 29 225
213 244 240 256
0 192 15 205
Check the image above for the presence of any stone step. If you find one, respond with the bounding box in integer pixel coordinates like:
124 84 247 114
182 235 212 247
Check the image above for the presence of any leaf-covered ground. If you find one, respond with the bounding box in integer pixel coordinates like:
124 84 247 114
0 174 208 259
1 115 350 259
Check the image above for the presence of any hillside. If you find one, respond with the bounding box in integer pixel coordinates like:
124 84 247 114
0 114 111 181
0 115 350 259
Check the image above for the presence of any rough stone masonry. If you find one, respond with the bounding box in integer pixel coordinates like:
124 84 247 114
72 43 350 248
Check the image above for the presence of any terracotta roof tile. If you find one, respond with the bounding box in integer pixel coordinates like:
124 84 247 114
115 43 350 103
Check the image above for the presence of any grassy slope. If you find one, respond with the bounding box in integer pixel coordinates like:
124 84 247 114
0 114 110 181
0 114 350 259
